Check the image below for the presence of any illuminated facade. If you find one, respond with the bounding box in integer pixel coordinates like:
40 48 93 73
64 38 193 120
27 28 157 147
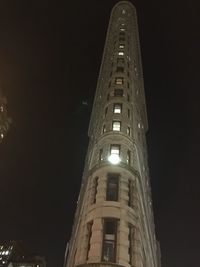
0 88 11 143
65 2 161 267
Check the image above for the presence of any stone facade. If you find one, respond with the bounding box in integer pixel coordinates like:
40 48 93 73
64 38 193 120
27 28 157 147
65 2 161 267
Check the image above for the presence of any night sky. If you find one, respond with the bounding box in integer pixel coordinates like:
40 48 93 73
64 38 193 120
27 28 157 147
0 0 199 267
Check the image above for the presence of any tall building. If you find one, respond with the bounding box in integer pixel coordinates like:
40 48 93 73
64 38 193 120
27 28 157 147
0 241 46 267
0 88 11 143
65 2 161 267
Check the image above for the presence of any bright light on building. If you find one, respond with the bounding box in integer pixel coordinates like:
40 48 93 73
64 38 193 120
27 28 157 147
108 154 121 165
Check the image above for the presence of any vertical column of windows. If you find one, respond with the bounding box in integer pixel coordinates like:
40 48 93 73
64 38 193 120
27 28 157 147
128 225 135 266
102 219 118 263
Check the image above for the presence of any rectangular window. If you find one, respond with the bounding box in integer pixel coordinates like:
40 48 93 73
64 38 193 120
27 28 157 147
127 150 131 164
114 89 123 97
103 125 106 133
99 149 103 161
105 107 108 117
119 32 125 36
128 225 134 265
127 82 130 88
113 103 122 114
117 58 125 64
119 37 125 42
116 66 124 73
127 108 130 118
127 127 130 136
106 174 119 201
102 219 117 262
120 28 125 31
127 94 130 102
115 77 124 85
119 44 124 49
118 51 124 56
86 221 93 260
93 177 98 204
112 121 121 131
110 144 120 156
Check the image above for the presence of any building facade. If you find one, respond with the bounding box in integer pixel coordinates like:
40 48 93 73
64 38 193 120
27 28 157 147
65 2 161 267
0 88 11 143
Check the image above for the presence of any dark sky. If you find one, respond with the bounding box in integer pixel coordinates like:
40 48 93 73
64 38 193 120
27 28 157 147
0 0 199 267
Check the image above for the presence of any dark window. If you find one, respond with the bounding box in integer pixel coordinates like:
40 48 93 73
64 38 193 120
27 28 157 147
116 66 124 73
127 94 130 102
106 174 119 201
86 221 93 260
128 225 135 265
127 82 130 88
119 37 125 42
114 89 123 97
107 93 110 101
99 149 103 161
117 58 125 64
93 177 98 204
110 71 113 77
119 32 125 36
105 107 108 117
109 82 111 88
127 71 129 77
102 219 117 262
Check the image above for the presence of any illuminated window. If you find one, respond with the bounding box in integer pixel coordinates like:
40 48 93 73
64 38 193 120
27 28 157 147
113 103 122 114
102 125 106 133
114 89 123 97
0 106 3 112
106 174 119 201
112 121 121 131
102 219 117 262
119 44 124 49
110 145 120 156
120 28 125 31
116 66 124 73
115 77 124 85
118 51 124 56
127 127 130 136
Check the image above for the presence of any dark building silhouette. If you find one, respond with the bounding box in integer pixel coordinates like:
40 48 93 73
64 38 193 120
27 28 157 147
65 2 161 267
0 88 11 143
0 241 46 267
